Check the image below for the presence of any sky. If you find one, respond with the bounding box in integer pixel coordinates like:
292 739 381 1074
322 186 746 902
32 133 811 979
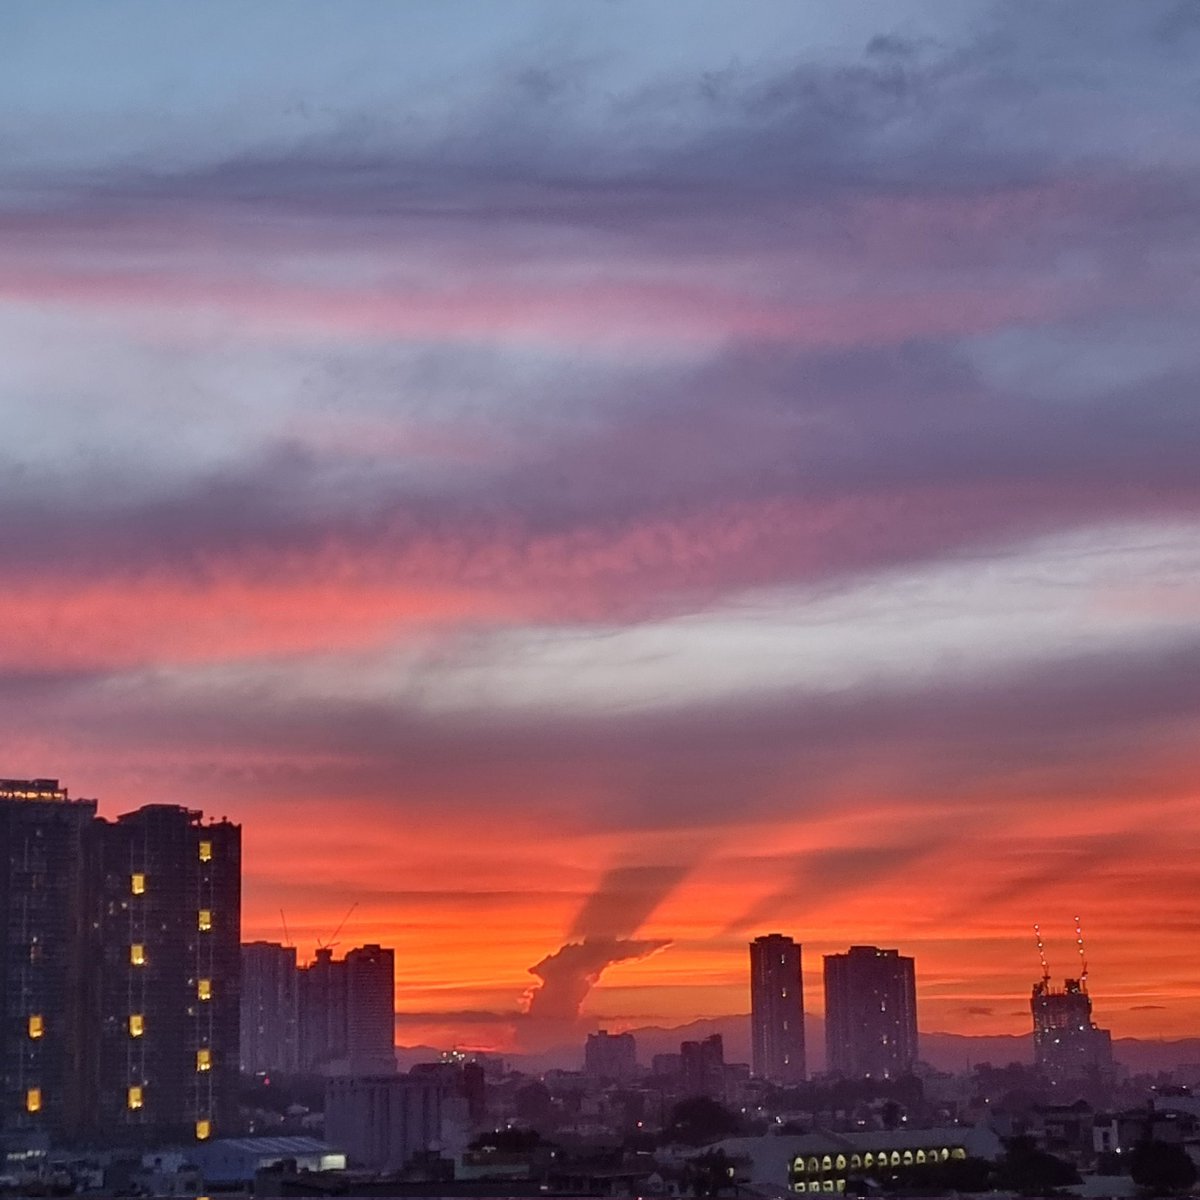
2 0 1199 1057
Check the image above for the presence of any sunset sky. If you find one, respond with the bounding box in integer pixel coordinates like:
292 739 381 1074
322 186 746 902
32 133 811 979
3 1 1199 1056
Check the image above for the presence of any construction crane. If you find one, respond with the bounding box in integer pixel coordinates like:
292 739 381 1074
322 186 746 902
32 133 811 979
317 901 359 953
280 909 292 949
1074 914 1089 988
1033 922 1050 984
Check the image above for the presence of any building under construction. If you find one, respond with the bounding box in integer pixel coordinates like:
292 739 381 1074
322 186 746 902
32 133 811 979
1030 921 1113 1085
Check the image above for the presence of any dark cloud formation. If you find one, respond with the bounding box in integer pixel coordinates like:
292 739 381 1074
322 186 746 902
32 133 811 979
522 861 693 1034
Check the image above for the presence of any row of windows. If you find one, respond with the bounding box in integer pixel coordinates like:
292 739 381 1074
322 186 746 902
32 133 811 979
127 842 214 895
793 1147 965 1174
23 1088 212 1129
794 1181 846 1194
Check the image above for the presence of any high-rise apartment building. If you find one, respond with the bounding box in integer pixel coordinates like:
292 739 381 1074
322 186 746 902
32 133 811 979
298 945 395 1074
0 780 97 1146
749 934 806 1083
680 1033 725 1099
1 780 241 1149
346 944 396 1074
584 1030 637 1082
1031 975 1113 1084
93 805 242 1144
824 946 918 1080
241 942 299 1075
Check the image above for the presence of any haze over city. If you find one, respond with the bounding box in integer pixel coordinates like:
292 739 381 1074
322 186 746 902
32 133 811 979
3 0 1200 1061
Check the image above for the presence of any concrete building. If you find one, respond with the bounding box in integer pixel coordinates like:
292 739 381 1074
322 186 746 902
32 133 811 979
1031 975 1113 1084
345 944 395 1074
93 804 242 1144
0 780 97 1146
584 1030 637 1082
709 1125 1003 1194
298 948 347 1071
241 942 299 1075
749 933 806 1083
325 1075 445 1171
1 781 241 1148
680 1034 725 1099
299 944 395 1074
824 946 918 1080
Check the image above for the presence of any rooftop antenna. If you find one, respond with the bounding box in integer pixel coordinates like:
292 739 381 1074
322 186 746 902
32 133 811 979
317 901 359 953
1074 914 1089 989
280 909 292 949
1034 923 1050 984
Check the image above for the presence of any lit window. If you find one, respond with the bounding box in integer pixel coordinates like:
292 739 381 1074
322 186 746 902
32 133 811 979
26 1088 41 1113
196 1048 211 1072
198 841 212 863
129 1014 144 1038
28 1014 44 1040
197 978 212 1001
131 873 145 895
130 944 146 966
196 1118 212 1141
127 1085 143 1110
198 909 212 932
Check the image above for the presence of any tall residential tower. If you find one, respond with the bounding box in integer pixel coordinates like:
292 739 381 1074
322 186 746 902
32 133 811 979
749 934 805 1083
824 945 918 1079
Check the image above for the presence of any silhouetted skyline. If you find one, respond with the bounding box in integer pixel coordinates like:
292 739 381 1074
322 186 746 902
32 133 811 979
2 1 1199 1053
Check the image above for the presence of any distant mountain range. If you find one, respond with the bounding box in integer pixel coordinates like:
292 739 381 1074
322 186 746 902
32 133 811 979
397 1013 1200 1076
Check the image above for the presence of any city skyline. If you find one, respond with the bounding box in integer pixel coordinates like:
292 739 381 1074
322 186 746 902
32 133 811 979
3 0 1200 1055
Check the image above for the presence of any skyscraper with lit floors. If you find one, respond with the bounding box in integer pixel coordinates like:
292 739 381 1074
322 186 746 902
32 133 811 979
824 945 918 1080
749 933 806 1083
92 805 241 1144
0 780 97 1147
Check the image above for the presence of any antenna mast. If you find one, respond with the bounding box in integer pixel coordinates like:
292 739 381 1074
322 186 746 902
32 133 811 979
1034 923 1050 984
280 909 292 948
1074 914 1088 988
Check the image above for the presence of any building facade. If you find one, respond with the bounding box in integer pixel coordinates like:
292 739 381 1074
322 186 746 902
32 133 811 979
0 780 97 1146
681 1033 725 1099
1031 976 1113 1083
325 1075 445 1171
240 942 299 1075
749 934 806 1083
298 945 395 1074
824 946 918 1080
584 1030 637 1082
1 782 241 1148
345 945 396 1074
93 805 242 1145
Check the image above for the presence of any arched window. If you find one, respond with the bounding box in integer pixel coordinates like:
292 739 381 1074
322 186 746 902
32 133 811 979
903 1151 914 1166
890 1152 901 1167
863 1154 873 1168
822 1156 833 1171
849 1155 861 1169
835 1155 846 1171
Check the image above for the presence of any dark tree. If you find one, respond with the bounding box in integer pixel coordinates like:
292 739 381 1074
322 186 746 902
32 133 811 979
668 1096 742 1146
1130 1140 1197 1195
997 1135 1081 1194
689 1149 738 1197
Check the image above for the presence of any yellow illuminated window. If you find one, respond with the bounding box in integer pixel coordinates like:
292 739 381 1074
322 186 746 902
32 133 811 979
198 841 212 863
28 1014 44 1040
196 1048 211 1072
127 1085 143 1110
197 978 212 1001
195 1118 211 1141
26 1088 41 1113
130 944 146 966
131 873 145 895
198 909 212 932
129 1014 144 1038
